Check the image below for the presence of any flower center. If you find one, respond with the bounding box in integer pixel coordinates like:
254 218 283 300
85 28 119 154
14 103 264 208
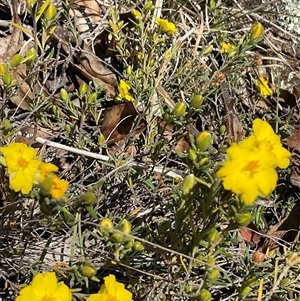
18 157 29 168
108 296 118 301
246 160 259 174
43 297 55 301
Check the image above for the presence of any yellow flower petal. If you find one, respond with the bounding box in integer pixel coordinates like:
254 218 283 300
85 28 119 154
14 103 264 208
257 76 272 97
156 17 177 36
16 272 72 301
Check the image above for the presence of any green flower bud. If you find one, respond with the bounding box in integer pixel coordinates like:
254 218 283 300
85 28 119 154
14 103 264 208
206 257 215 267
206 228 219 244
250 23 264 40
286 252 300 267
143 1 154 11
99 218 114 237
219 124 226 134
25 47 37 65
182 174 196 195
172 102 186 118
80 192 96 205
235 212 252 227
239 286 251 299
124 238 134 249
65 124 71 133
199 288 212 301
118 219 132 234
88 92 97 103
202 45 213 56
79 82 88 97
133 241 144 251
163 111 172 123
280 278 290 287
44 2 57 20
111 232 124 243
190 94 203 108
244 275 258 287
60 88 69 101
0 63 7 76
3 119 11 132
196 131 211 151
80 265 97 278
3 73 12 86
98 134 106 146
10 54 22 68
187 149 197 162
126 65 132 75
206 268 219 283
199 157 209 166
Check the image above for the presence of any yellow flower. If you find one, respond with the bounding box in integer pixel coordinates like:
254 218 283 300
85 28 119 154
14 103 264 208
87 274 132 301
36 161 59 182
257 76 272 97
0 143 41 194
156 18 177 36
117 80 134 102
217 118 291 205
50 175 69 199
217 142 278 205
220 41 235 54
16 272 72 301
250 22 264 40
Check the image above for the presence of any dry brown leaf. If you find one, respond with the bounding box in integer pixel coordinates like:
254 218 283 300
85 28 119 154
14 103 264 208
76 42 118 88
69 0 109 35
102 102 146 145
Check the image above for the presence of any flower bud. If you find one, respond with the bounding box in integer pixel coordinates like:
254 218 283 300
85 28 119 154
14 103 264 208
206 228 219 244
88 92 97 103
3 73 12 86
111 232 124 243
286 252 300 267
202 45 213 56
235 212 252 227
182 174 196 195
0 63 7 76
199 157 209 166
196 131 211 151
199 288 212 301
188 149 197 162
190 95 203 108
206 257 215 267
249 23 264 40
118 219 132 234
172 102 186 118
124 238 134 249
126 65 132 75
65 124 71 133
10 54 22 68
133 241 144 251
80 265 97 278
60 88 69 101
79 82 88 97
99 218 114 237
132 9 142 20
98 134 106 146
219 124 226 134
252 251 264 263
81 192 96 205
25 47 37 65
44 2 57 20
206 268 219 283
239 286 251 299
143 1 154 11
